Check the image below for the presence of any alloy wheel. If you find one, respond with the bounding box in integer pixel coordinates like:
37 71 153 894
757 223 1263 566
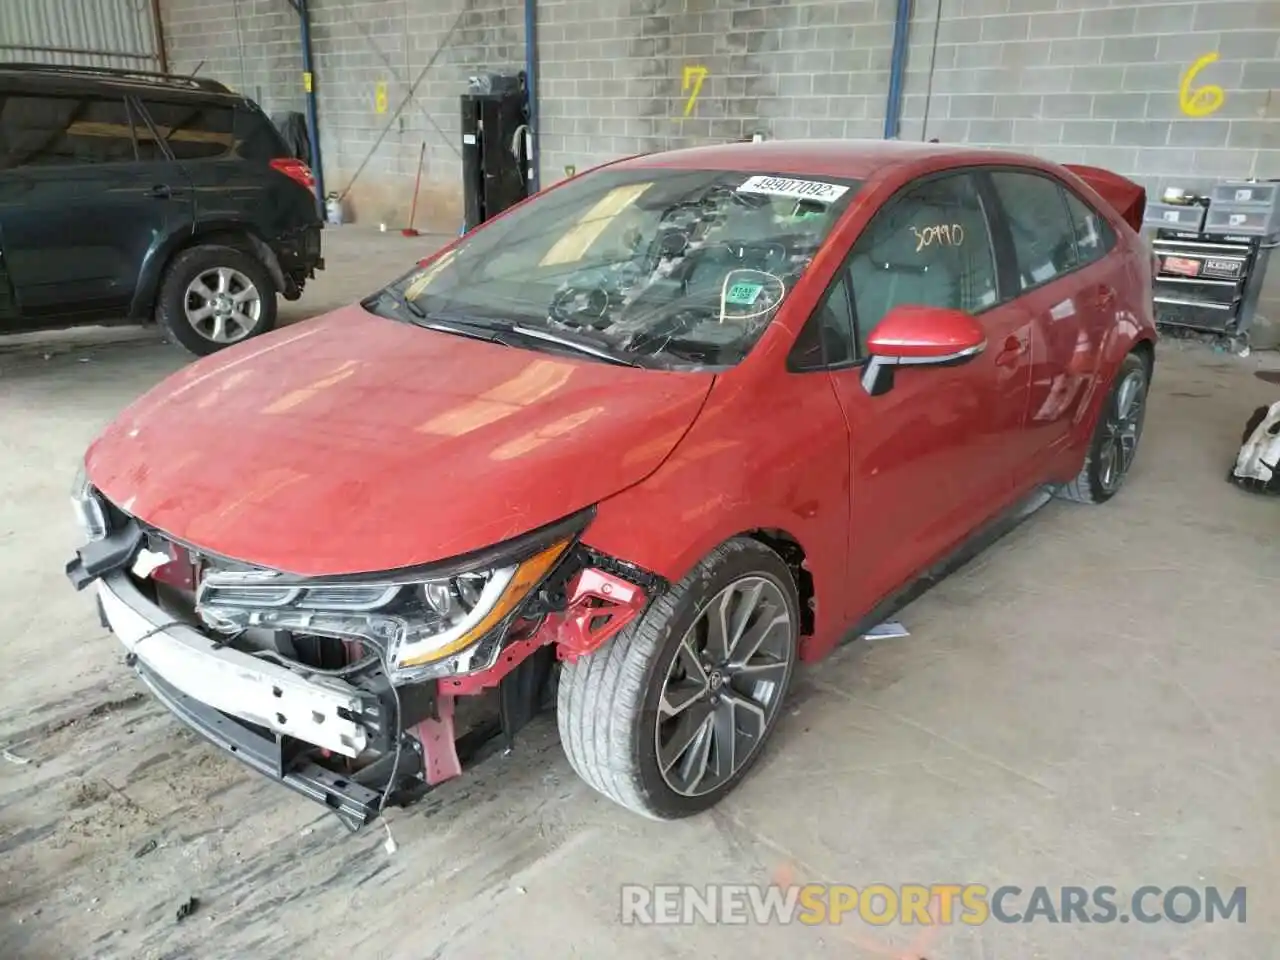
184 267 262 344
655 575 795 797
1098 368 1146 493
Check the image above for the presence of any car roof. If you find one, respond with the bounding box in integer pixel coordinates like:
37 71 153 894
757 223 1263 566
0 63 241 104
616 138 1041 181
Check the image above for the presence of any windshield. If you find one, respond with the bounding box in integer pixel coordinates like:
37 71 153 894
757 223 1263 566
371 167 861 368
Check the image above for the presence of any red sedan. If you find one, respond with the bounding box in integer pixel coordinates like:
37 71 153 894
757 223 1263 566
68 140 1155 827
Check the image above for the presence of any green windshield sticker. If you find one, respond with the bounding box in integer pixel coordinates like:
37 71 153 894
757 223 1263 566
726 282 764 305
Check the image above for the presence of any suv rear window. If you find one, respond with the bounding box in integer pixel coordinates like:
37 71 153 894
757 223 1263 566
137 98 235 160
233 106 289 162
136 98 287 163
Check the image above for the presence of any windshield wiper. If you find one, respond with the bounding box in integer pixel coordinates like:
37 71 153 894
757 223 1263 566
510 325 641 367
414 308 640 368
371 285 426 320
417 318 510 345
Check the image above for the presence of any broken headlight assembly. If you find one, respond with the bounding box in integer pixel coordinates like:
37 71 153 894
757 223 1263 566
195 535 573 684
71 463 109 542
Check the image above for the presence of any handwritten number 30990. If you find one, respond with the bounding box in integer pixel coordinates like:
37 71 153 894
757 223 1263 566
911 223 965 252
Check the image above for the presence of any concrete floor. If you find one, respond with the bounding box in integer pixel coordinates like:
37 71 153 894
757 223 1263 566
1 227 1278 960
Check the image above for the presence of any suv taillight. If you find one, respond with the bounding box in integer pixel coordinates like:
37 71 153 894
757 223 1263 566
270 157 315 190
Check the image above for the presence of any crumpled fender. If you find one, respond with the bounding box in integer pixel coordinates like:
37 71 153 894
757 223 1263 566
1232 401 1280 493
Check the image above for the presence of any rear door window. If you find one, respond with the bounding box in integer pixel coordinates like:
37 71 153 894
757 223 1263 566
137 99 235 161
1063 189 1115 265
989 172 1079 289
0 93 136 170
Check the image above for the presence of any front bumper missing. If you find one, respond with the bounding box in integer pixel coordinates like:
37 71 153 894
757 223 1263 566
97 573 369 757
97 571 389 829
135 662 383 830
72 522 658 831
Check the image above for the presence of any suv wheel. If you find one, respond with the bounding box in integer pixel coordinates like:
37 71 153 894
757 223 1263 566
156 245 278 355
558 538 799 819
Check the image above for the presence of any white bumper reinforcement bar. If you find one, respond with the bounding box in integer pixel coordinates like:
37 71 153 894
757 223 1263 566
97 573 368 757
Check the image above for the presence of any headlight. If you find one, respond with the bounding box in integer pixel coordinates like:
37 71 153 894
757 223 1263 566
196 537 572 681
71 463 108 542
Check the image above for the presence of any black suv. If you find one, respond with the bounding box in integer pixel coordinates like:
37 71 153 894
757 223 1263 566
0 63 323 355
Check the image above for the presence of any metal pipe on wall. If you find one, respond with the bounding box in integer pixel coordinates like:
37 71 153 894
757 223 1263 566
150 0 169 73
524 0 539 193
297 0 326 208
883 0 913 139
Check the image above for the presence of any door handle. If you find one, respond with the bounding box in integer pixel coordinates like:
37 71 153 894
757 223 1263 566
1096 287 1117 309
995 334 1026 367
145 184 173 199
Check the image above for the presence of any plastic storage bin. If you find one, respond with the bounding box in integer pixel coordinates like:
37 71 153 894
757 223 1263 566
1210 182 1277 207
1145 202 1207 232
1205 182 1279 237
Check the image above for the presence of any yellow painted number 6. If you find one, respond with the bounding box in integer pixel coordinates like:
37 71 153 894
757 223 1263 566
1179 53 1225 118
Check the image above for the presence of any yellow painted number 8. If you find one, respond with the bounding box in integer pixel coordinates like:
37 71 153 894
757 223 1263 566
1179 52 1225 118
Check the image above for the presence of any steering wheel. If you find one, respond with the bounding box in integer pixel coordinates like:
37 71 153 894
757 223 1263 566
549 285 612 328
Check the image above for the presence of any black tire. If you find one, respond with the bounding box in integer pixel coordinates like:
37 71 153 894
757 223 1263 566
557 538 799 819
155 244 278 356
1057 352 1149 504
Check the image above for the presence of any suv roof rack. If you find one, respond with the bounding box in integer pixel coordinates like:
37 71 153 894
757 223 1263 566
0 61 232 94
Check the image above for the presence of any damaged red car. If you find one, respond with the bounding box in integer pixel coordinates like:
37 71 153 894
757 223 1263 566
68 140 1156 828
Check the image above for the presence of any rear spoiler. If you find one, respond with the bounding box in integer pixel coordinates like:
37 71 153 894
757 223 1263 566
1063 164 1146 233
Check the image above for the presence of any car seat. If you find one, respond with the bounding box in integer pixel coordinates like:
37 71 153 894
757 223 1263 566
847 202 961 349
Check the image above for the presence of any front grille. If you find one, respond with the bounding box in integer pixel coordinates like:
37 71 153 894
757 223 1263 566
291 635 350 670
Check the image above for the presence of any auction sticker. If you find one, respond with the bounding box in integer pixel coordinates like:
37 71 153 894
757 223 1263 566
737 175 849 203
725 281 764 305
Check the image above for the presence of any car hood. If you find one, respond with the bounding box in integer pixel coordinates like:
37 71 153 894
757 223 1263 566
87 306 714 575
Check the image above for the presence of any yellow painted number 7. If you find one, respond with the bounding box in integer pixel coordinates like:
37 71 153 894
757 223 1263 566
682 65 708 117
1179 52 1225 118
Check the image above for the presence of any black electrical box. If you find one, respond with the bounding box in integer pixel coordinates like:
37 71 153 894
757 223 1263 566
461 72 530 232
1145 180 1278 346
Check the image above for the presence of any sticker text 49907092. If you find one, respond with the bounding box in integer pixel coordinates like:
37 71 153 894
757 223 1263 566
737 176 849 203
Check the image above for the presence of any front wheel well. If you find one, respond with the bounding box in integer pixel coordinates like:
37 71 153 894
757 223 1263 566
742 528 814 636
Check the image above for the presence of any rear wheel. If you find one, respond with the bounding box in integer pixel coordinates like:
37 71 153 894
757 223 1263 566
1057 352 1149 504
156 244 277 356
557 538 799 819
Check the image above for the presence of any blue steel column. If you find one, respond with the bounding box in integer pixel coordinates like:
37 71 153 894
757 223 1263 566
883 0 913 140
524 0 539 193
298 0 326 208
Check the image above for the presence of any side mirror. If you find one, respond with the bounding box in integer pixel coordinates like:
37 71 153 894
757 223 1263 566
861 305 986 396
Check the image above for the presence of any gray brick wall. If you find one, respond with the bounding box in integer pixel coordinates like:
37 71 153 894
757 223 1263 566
536 0 901 181
900 0 1279 199
162 0 1279 221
